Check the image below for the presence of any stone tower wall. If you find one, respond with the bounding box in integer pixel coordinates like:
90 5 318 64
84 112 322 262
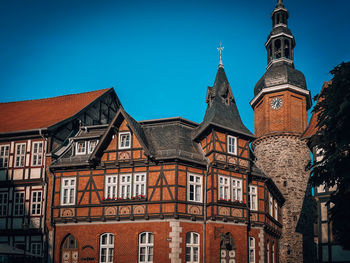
253 134 310 263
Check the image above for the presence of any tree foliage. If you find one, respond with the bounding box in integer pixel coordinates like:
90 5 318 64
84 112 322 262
310 61 350 249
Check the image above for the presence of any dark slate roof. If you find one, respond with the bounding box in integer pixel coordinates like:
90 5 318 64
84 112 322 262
194 66 254 140
254 61 307 96
267 26 293 41
142 118 205 164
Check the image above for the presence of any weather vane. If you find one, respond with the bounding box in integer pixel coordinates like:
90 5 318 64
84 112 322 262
217 42 224 67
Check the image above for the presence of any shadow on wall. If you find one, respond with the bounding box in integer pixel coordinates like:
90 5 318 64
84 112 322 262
296 178 317 263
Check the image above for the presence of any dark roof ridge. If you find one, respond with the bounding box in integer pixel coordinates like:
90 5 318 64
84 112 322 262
140 116 199 128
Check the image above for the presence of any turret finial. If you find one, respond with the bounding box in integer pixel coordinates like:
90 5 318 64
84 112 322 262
217 42 224 68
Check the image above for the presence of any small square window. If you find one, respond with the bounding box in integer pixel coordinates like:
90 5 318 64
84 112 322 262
119 132 131 149
76 141 86 155
227 135 237 155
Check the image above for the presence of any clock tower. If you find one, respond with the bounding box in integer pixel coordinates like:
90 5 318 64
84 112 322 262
251 0 313 262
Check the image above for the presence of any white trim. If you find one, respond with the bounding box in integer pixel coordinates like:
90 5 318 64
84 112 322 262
139 232 154 263
119 174 132 199
14 192 25 216
273 23 287 28
248 185 258 211
31 190 42 215
249 236 256 263
187 173 202 203
250 83 311 108
232 178 242 201
15 143 26 167
218 175 230 200
31 141 43 166
61 178 76 205
227 135 237 155
265 32 294 46
269 195 273 217
274 202 278 220
134 173 146 197
0 144 10 168
118 132 131 149
105 175 118 199
100 233 114 263
88 140 99 154
186 232 200 263
75 141 87 155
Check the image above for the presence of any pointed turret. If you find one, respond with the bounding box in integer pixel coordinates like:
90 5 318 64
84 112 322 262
194 50 254 140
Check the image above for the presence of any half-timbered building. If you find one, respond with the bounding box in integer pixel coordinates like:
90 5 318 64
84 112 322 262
0 88 120 262
50 62 285 263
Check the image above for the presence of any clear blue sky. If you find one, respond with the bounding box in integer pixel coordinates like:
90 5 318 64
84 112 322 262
1 0 349 132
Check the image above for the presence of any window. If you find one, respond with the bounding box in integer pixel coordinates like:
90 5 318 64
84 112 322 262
14 192 24 215
227 135 237 155
31 243 42 256
105 175 118 199
269 195 273 216
267 240 270 263
119 174 131 199
274 202 278 220
248 186 258 211
188 174 202 202
119 132 131 149
100 233 114 263
139 232 153 263
232 178 242 201
15 143 26 167
0 192 8 216
134 173 146 196
219 176 230 200
0 145 9 168
61 178 76 205
186 232 199 263
76 141 86 155
31 191 42 215
272 242 275 263
32 142 43 166
249 237 255 263
88 140 98 154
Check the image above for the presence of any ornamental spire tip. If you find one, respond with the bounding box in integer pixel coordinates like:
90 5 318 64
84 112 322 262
217 42 224 68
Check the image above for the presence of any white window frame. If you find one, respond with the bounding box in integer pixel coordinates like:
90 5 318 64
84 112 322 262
0 192 8 216
31 190 42 215
271 242 275 263
118 132 131 149
0 145 10 168
232 178 242 201
100 233 114 263
188 173 202 203
227 135 237 155
14 192 25 216
249 236 255 263
88 140 99 154
61 178 76 205
248 185 258 211
274 202 278 220
186 232 200 263
219 176 230 200
32 141 43 166
134 173 146 197
139 232 154 263
105 175 118 199
15 143 26 167
269 195 273 217
76 141 86 155
31 242 42 257
119 174 132 199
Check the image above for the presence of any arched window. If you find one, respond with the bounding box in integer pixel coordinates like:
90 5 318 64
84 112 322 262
186 232 199 263
284 40 290 59
139 232 154 263
267 240 270 263
274 39 281 59
61 234 78 263
100 233 114 263
248 236 255 263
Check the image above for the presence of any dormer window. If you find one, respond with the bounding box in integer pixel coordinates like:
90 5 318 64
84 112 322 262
88 140 98 154
118 132 131 149
76 141 86 155
227 135 237 155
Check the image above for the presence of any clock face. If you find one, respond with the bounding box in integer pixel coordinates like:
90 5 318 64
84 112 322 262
270 97 283 110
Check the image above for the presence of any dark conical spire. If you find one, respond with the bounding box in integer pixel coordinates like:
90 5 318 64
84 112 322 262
194 64 254 139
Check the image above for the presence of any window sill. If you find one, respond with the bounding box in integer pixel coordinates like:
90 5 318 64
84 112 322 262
102 196 147 203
